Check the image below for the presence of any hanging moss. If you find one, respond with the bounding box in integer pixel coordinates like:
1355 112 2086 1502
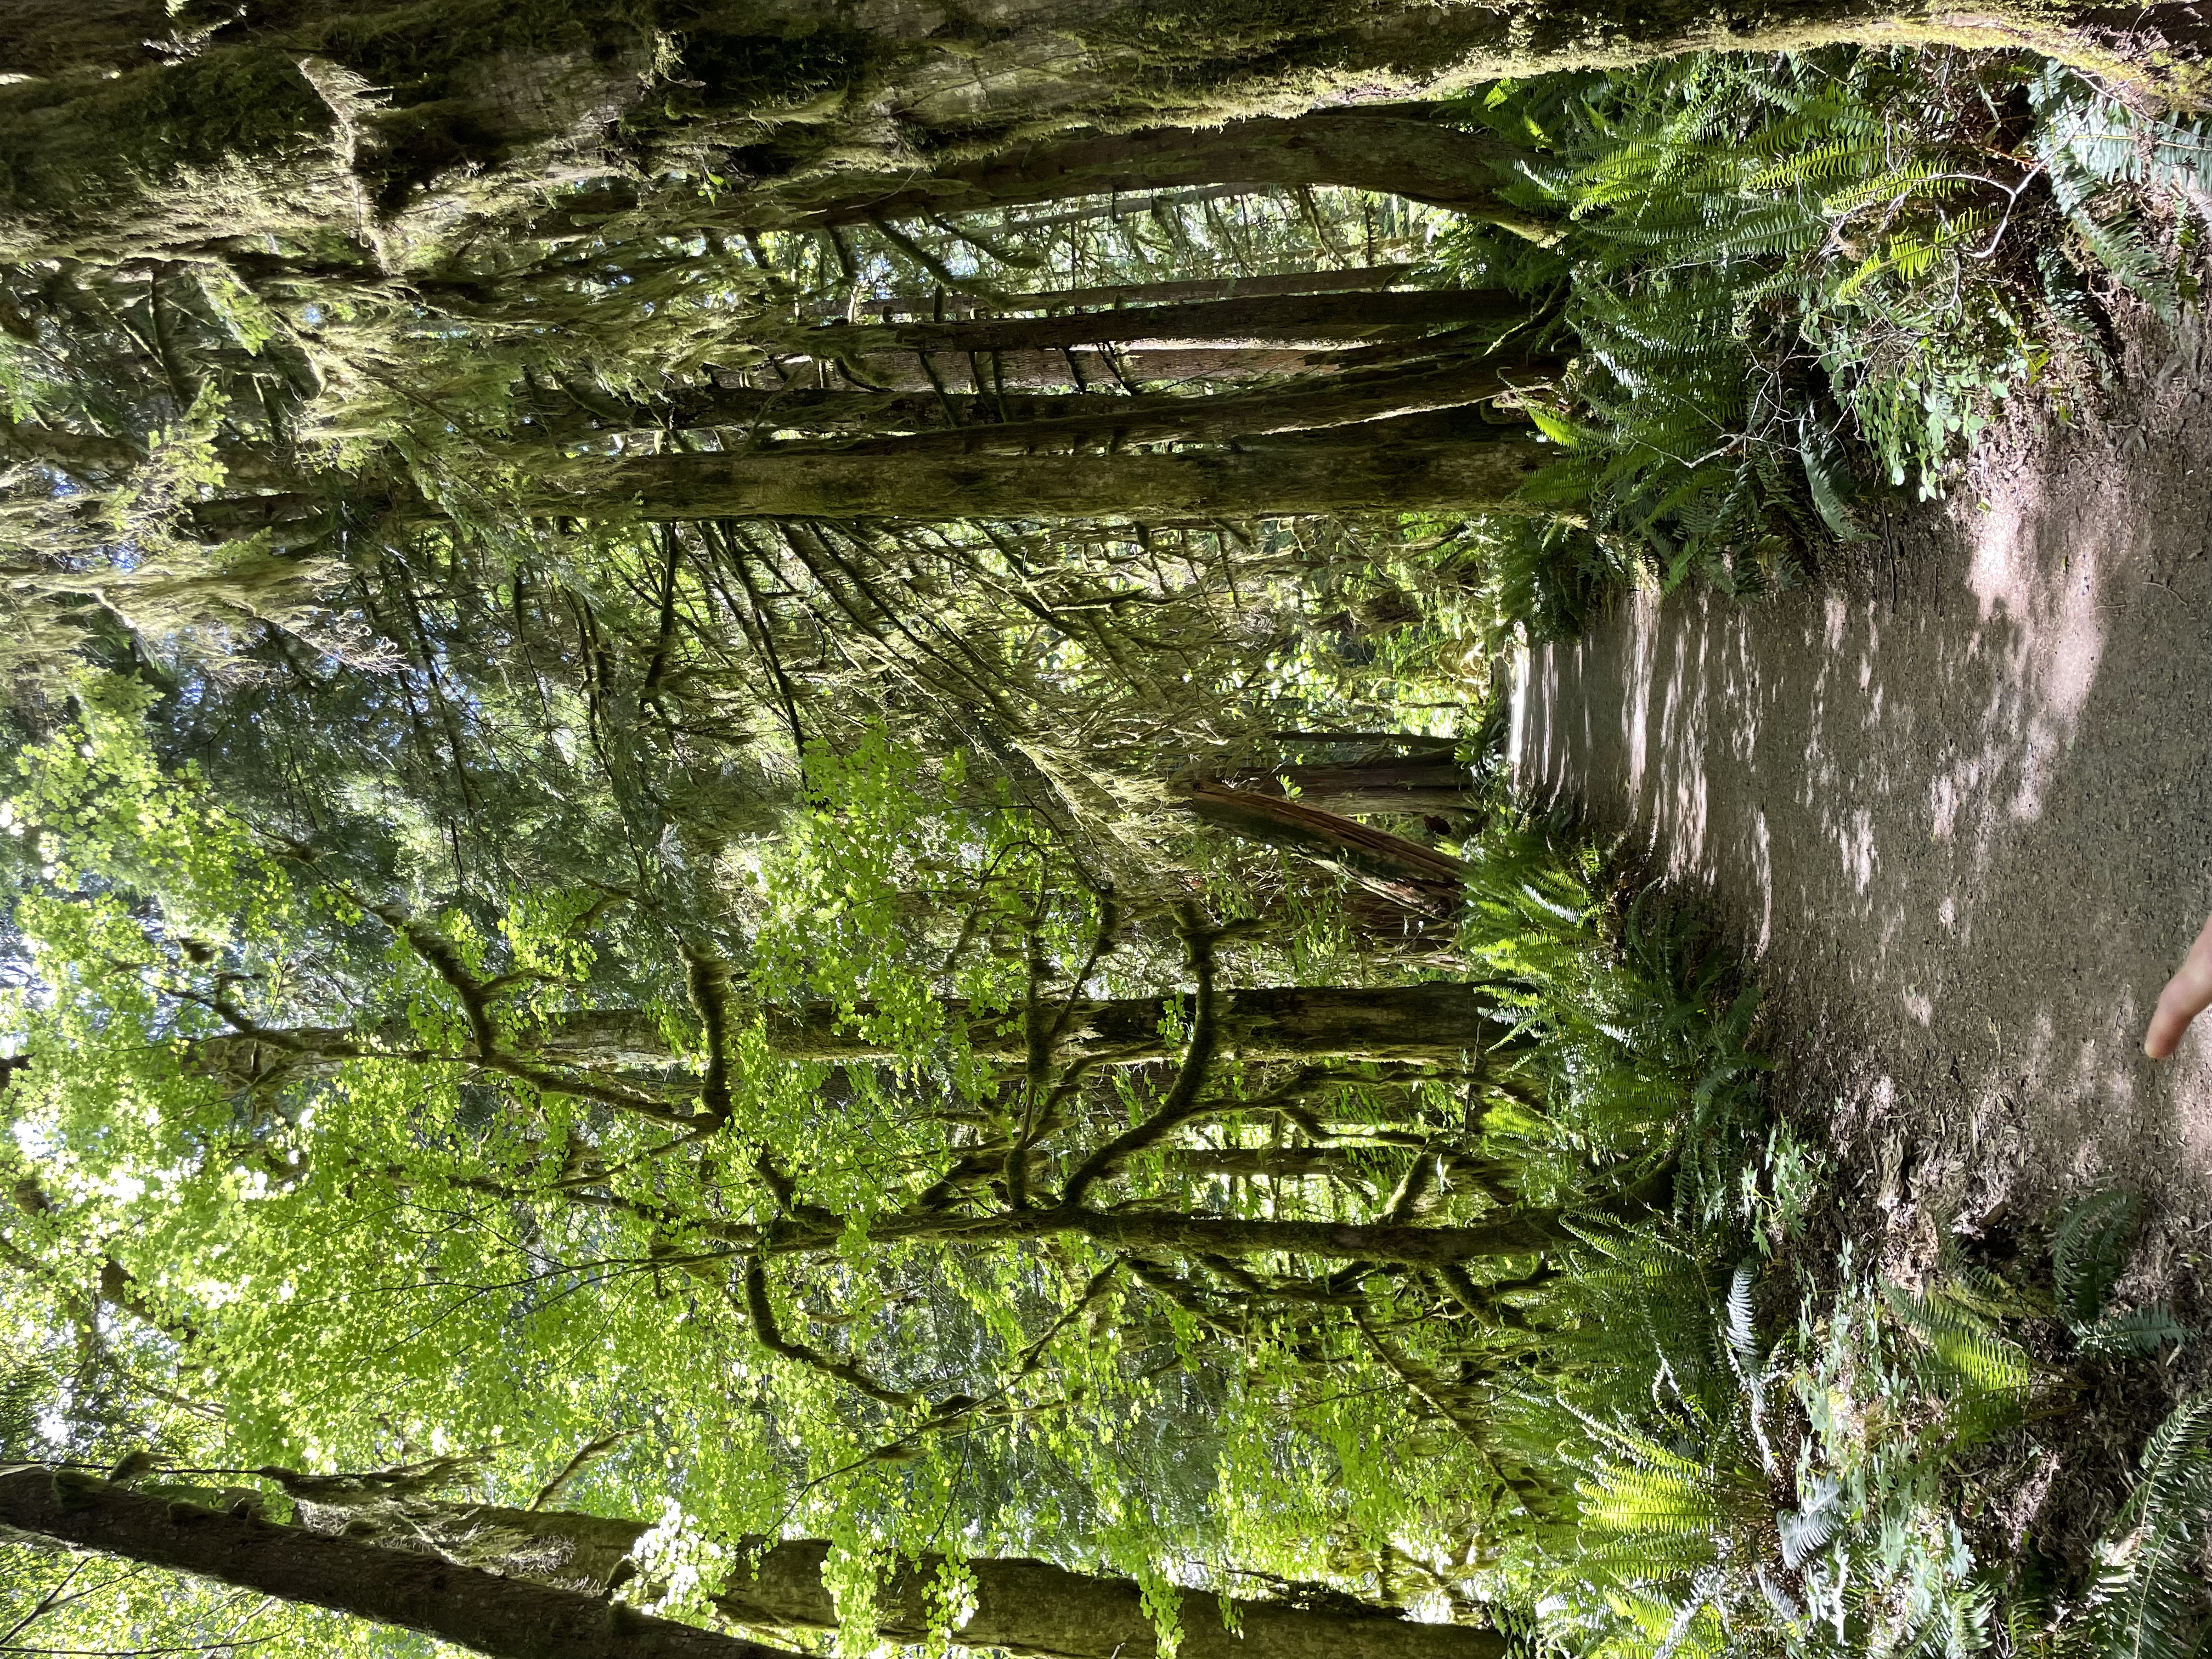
0 45 331 225
308 0 651 104
623 13 892 140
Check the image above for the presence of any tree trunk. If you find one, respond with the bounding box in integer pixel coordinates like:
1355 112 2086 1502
963 183 1273 232
1212 760 1475 815
719 1538 1505 1659
842 264 1418 319
653 383 1084 435
1174 781 1472 917
761 346 1357 394
532 436 1549 522
760 107 1558 244
763 979 1525 1064
802 289 1521 356
802 356 1556 456
555 351 1556 447
282 1498 650 1596
0 1469 799 1659
1270 732 1460 753
1018 1207 1572 1266
174 981 1525 1080
0 0 2167 263
1 1470 1502 1659
458 357 1391 444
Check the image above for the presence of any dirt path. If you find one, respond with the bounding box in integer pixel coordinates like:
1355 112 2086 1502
1513 311 2212 1274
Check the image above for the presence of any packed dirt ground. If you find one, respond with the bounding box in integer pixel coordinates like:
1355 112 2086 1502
1513 302 2212 1307
1510 300 2212 1556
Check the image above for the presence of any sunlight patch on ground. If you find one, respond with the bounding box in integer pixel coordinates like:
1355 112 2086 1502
1510 324 2212 1220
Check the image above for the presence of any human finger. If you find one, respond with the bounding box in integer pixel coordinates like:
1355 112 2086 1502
2146 913 2212 1058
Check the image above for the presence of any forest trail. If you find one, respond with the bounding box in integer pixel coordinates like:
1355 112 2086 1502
1512 311 2212 1269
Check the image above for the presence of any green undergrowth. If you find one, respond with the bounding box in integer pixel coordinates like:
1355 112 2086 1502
1495 1181 2212 1659
1432 50 2212 640
1457 819 1767 1218
1457 819 2212 1659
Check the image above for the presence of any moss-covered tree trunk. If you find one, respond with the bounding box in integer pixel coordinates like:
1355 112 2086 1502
0 1469 801 1659
800 288 1520 356
1173 780 1472 916
1 0 2163 262
1215 759 1476 815
744 105 1559 244
848 264 1422 320
232 1493 1505 1659
526 436 1548 521
655 359 1550 454
179 980 1527 1080
761 979 1525 1064
743 345 1362 394
719 1538 1505 1659
193 435 1548 533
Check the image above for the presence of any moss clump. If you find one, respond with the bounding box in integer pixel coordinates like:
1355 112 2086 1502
0 45 330 222
633 12 887 128
309 0 652 101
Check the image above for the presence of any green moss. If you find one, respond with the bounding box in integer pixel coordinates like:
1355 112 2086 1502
1077 0 1350 52
0 45 330 221
308 1 889 197
362 100 514 208
309 0 653 103
630 12 887 129
0 0 905 242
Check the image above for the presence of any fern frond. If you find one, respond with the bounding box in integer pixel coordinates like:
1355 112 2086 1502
1882 1282 2040 1407
2075 1305 2188 1361
2053 1188 2140 1327
2077 1397 2212 1659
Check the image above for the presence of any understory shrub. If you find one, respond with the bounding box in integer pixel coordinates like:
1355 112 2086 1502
1433 50 2212 638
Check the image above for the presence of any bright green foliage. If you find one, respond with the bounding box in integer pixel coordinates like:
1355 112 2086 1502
0 690 1816 1651
1457 826 1765 1216
1430 50 2212 636
0 689 1523 1638
1497 1239 2049 1659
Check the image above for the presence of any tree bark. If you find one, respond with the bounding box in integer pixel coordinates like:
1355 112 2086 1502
0 0 2173 263
762 980 1525 1064
0 1469 800 1659
532 436 1549 522
800 356 1557 456
183 980 1528 1075
968 183 1273 231
0 1470 1502 1659
800 289 1522 356
842 264 1418 319
719 1538 1506 1659
758 107 1558 244
820 1202 1570 1266
1270 732 1460 752
760 346 1357 394
1175 781 1472 916
1031 1206 1571 1265
554 351 1556 447
280 1498 650 1595
1214 760 1476 815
